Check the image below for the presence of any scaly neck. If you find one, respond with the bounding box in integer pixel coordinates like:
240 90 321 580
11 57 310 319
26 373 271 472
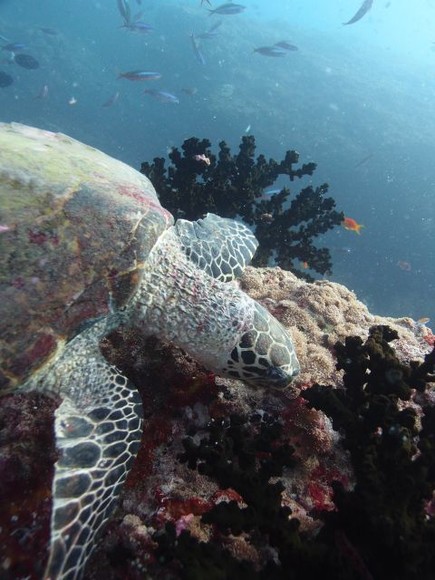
128 227 253 372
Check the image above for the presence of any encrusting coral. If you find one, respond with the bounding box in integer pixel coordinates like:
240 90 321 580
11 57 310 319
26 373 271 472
3 267 433 579
140 135 343 278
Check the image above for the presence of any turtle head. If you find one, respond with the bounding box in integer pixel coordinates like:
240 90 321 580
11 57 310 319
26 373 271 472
224 302 300 391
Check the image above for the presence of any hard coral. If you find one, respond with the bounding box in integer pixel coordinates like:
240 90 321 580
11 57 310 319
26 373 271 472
239 267 434 388
140 135 343 279
150 327 435 580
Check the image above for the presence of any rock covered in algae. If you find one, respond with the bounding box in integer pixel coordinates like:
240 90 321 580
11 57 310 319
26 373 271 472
239 266 434 388
1 267 434 579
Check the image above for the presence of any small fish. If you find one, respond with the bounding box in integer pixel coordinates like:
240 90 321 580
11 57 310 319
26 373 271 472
208 3 245 15
122 21 153 33
274 41 298 51
196 30 219 40
342 217 364 234
2 42 26 52
254 46 287 57
417 317 430 325
34 84 49 99
68 96 77 105
0 70 13 88
262 187 282 197
144 89 179 104
117 0 132 26
190 33 206 65
245 124 251 133
354 152 374 169
14 53 39 69
102 91 120 107
259 213 274 223
397 260 411 272
193 154 211 165
181 87 198 96
343 0 374 25
0 224 11 233
39 27 58 36
118 70 162 81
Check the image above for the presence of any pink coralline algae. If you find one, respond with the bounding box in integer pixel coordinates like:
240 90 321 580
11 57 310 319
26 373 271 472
0 392 58 579
192 153 211 165
27 229 59 246
1 267 433 578
422 330 435 347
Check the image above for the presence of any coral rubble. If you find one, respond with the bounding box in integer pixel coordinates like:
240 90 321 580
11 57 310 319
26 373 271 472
140 136 343 278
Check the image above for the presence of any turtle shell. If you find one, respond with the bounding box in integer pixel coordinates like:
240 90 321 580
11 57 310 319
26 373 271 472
0 123 173 392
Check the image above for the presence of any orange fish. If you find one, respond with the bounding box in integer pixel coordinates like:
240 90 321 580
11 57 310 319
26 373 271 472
342 216 364 234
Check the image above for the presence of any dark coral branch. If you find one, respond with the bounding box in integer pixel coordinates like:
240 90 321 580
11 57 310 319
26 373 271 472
175 413 325 577
141 135 343 278
304 326 435 580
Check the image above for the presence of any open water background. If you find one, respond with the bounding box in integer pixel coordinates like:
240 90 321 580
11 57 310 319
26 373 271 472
1 0 434 323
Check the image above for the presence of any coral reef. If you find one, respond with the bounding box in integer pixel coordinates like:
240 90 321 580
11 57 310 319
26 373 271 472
1 268 434 579
303 325 435 580
140 136 343 278
239 267 434 389
0 392 57 579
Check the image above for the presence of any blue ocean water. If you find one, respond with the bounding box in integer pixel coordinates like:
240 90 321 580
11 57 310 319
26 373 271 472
1 0 434 323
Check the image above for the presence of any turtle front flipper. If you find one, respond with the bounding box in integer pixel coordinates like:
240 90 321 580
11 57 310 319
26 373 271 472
42 349 142 579
174 213 258 282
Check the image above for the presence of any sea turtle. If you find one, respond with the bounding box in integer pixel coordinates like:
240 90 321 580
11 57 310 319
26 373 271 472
0 122 300 579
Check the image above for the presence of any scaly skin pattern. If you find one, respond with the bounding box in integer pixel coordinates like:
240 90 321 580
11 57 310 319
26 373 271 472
23 319 142 580
129 227 300 389
174 214 259 282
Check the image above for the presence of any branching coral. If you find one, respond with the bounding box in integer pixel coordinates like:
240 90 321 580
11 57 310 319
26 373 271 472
303 326 435 580
156 412 324 579
140 136 343 278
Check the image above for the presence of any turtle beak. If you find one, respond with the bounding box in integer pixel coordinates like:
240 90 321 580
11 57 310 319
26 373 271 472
265 363 300 389
224 302 300 391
